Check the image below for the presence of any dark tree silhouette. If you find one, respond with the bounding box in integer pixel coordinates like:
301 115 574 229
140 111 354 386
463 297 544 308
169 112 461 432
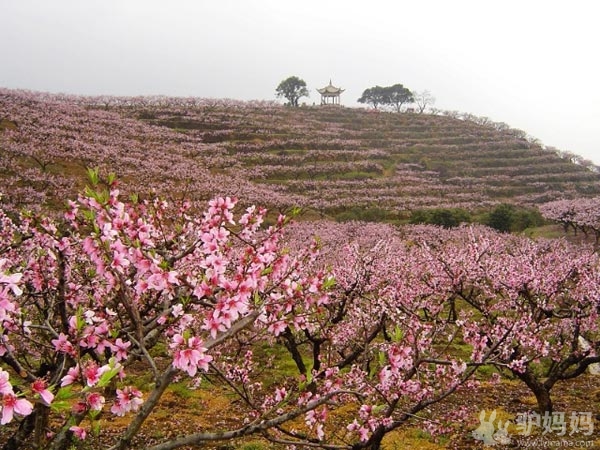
275 76 309 107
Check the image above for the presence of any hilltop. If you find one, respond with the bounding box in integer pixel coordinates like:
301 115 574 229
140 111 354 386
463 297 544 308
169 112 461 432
3 89 600 450
1 89 599 219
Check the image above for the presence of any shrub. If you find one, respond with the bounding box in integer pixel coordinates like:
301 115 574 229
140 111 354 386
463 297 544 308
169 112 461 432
410 208 471 228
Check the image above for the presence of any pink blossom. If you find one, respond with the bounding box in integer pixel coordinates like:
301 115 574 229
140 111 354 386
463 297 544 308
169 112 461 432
72 401 87 414
202 315 227 339
134 278 149 295
347 419 360 432
79 329 100 349
171 303 184 317
114 338 131 361
146 272 167 291
205 254 227 274
359 404 373 420
96 338 115 355
110 386 143 416
0 293 17 316
83 362 104 386
60 365 80 386
110 250 130 274
51 333 75 356
267 320 287 336
86 392 105 411
274 387 287 403
69 426 87 440
193 280 212 299
1 392 33 424
0 368 12 394
305 409 317 426
166 271 179 285
171 335 213 377
64 200 79 222
358 427 370 442
0 271 23 297
31 379 54 406
316 423 324 440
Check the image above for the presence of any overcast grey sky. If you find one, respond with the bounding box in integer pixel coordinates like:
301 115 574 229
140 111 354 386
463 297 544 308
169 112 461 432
2 0 599 163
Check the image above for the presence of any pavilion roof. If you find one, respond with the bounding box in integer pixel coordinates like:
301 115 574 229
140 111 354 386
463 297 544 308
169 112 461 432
317 80 344 95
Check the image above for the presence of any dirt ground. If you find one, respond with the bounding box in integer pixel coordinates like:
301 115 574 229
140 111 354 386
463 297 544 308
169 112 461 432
3 373 600 449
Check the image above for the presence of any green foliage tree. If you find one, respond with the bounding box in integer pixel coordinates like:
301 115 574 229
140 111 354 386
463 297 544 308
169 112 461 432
410 208 471 228
335 206 394 222
485 204 544 233
512 207 545 231
385 84 414 112
275 76 309 107
486 204 516 232
357 86 388 109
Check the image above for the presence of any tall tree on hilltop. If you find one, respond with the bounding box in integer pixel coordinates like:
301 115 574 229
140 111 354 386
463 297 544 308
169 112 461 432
275 76 309 107
385 84 414 112
357 86 388 109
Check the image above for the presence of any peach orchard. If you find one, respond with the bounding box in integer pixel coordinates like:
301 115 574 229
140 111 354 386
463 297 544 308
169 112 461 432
1 172 600 449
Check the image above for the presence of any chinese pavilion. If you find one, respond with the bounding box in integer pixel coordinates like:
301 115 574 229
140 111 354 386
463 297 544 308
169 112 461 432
317 80 344 105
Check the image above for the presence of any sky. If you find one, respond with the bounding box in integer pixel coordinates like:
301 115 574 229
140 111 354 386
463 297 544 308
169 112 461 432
2 0 599 164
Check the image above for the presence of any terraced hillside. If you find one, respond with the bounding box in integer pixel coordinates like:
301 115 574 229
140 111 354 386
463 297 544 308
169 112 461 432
138 104 600 213
1 89 599 217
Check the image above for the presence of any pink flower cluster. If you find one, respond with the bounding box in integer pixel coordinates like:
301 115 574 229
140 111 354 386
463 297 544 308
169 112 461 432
170 334 212 377
0 368 33 425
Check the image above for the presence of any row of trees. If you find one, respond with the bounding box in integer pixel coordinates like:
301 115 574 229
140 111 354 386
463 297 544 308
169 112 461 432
275 76 435 112
357 84 412 111
410 204 545 233
357 85 435 113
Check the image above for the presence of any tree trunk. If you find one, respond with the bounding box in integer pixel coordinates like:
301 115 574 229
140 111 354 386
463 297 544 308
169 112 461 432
515 369 553 413
2 412 36 450
532 385 553 414
366 428 384 449
350 424 385 450
281 327 307 375
34 404 50 448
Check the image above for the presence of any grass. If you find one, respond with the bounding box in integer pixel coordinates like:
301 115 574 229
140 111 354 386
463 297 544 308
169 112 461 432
237 442 269 450
252 340 307 382
382 428 446 450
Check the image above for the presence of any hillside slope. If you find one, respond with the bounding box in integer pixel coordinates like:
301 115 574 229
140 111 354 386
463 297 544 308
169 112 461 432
1 89 599 216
